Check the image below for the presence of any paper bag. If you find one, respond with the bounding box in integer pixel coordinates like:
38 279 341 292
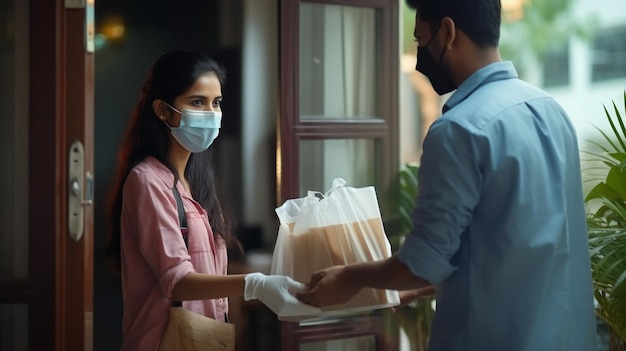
270 178 400 321
159 307 235 351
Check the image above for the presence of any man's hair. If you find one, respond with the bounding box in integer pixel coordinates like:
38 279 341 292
406 0 501 47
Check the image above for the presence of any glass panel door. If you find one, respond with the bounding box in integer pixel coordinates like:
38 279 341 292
279 0 398 349
0 0 29 280
0 305 28 350
299 3 380 120
299 138 377 195
0 0 29 348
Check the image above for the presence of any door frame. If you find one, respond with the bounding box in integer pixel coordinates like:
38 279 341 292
0 0 94 349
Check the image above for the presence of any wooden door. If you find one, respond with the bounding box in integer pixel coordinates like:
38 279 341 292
0 0 95 350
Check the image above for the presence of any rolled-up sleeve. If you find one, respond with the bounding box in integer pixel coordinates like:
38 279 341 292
122 170 195 298
396 119 483 285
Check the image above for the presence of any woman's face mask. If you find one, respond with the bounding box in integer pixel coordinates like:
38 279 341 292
163 102 222 153
416 25 457 96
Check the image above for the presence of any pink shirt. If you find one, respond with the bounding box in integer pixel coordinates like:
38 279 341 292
120 156 229 351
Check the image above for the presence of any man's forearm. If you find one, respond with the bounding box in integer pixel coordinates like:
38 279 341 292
342 256 431 291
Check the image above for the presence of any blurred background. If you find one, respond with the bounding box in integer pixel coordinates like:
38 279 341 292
1 0 624 349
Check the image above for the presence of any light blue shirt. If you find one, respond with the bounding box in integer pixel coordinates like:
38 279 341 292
396 61 597 351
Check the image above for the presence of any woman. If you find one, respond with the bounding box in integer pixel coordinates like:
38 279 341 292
105 50 318 350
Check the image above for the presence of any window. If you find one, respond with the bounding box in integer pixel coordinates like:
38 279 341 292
542 42 570 87
591 26 626 82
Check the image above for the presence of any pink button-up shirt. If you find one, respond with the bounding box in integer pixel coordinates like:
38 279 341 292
120 156 229 351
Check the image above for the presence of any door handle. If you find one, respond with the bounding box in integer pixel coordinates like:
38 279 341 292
68 140 93 242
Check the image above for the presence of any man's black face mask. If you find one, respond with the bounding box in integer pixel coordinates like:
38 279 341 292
416 24 457 95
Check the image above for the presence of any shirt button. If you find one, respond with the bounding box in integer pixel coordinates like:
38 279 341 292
217 298 223 304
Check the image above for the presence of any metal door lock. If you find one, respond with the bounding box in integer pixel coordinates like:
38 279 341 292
68 141 93 241
70 175 93 205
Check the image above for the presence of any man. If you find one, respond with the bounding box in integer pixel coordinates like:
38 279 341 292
296 0 598 350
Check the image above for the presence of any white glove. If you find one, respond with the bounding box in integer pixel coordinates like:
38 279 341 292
244 273 321 318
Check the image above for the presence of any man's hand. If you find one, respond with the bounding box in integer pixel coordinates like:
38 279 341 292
296 265 361 307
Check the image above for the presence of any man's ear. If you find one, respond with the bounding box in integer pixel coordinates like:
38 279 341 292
152 99 169 121
441 17 456 49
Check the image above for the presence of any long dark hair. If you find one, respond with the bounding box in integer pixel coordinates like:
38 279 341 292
104 50 239 271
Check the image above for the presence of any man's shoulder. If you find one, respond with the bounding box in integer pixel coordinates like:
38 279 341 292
446 79 560 128
469 77 550 109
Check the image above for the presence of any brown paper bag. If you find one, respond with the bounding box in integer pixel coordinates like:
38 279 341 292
159 307 235 351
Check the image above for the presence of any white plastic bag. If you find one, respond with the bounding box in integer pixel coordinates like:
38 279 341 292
270 178 400 320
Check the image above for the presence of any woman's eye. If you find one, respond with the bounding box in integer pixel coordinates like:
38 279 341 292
192 100 204 107
213 99 222 107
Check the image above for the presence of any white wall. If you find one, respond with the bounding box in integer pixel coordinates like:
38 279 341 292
546 0 626 149
242 0 279 248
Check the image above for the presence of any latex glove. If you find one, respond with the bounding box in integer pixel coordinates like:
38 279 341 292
244 273 321 318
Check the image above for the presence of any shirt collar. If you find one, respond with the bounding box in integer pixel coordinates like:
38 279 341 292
145 156 176 187
443 61 518 113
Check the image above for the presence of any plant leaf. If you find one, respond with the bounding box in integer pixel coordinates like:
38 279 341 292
585 182 621 202
584 91 626 343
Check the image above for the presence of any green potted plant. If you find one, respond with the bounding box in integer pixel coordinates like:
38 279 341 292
583 91 626 350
